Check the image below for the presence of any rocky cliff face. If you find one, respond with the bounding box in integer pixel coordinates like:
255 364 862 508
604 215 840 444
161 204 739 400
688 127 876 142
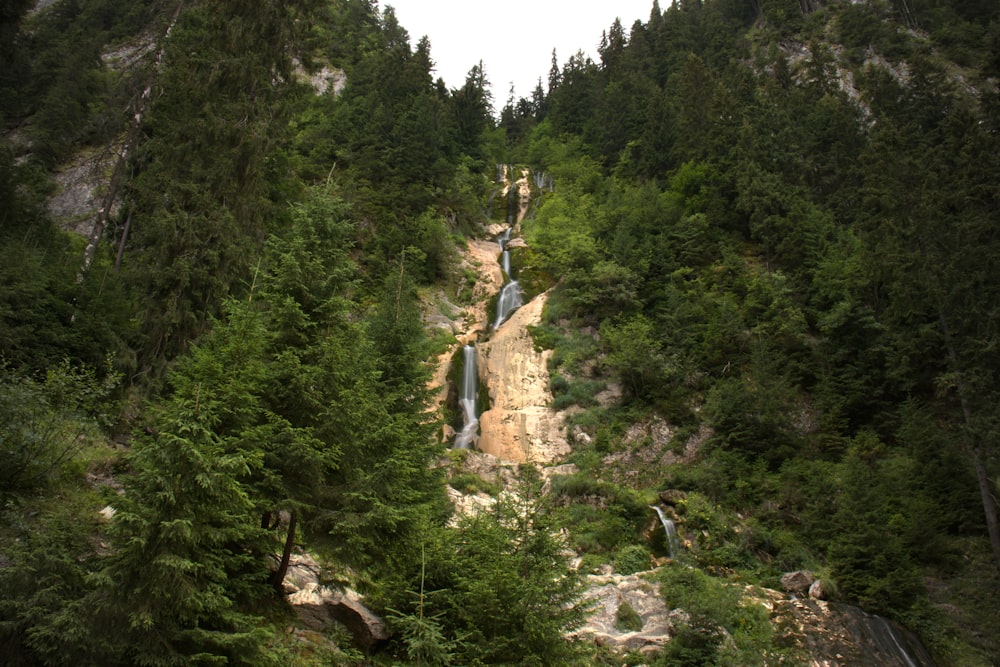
476 293 569 463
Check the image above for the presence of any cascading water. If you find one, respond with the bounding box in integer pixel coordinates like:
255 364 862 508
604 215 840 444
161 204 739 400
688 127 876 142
494 281 524 329
828 602 938 667
453 345 478 449
499 227 512 276
650 505 681 559
532 170 554 192
493 227 523 329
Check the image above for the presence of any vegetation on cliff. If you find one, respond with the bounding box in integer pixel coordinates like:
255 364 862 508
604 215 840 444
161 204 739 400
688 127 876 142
1 0 999 664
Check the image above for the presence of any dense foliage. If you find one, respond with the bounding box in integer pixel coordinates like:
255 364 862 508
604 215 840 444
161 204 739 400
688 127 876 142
2 0 999 664
505 0 1000 662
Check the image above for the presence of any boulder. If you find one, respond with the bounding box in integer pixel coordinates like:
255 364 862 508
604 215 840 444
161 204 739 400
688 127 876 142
781 570 815 595
570 425 593 446
284 552 388 651
657 489 687 506
809 578 826 600
326 590 388 651
288 584 388 650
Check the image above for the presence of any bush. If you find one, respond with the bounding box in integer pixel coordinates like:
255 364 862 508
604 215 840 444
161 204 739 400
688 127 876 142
613 544 652 575
654 564 780 664
615 600 644 632
448 472 499 496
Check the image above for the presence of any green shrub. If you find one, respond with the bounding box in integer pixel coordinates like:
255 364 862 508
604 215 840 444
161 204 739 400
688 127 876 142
654 564 780 664
615 600 644 632
527 323 561 351
448 472 499 496
551 377 603 410
613 544 652 575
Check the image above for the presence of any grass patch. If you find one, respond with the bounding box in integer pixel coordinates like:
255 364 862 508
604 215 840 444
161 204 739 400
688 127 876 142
448 472 500 496
551 375 605 410
615 600 644 632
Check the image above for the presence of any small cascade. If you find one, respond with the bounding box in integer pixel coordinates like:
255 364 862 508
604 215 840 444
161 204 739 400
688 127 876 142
650 505 681 559
532 170 554 192
493 280 523 329
825 602 938 667
493 227 522 328
453 345 478 449
498 227 512 276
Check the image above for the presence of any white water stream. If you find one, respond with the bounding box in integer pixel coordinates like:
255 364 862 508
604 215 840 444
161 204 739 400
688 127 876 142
650 505 681 559
493 227 523 329
453 344 478 449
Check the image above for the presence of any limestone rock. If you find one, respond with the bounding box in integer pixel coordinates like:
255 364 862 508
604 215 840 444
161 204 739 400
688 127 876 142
284 553 387 651
477 293 569 463
657 489 687 506
288 583 387 650
781 570 816 595
446 484 495 521
295 62 346 96
461 238 505 340
48 150 120 235
452 450 518 487
758 588 938 667
572 571 671 652
282 552 322 595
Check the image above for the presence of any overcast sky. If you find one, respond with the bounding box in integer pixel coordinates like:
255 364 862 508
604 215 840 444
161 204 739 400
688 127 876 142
383 0 658 104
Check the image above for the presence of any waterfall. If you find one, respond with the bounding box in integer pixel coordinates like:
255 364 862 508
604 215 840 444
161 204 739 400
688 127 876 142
453 345 478 449
532 170 553 192
493 281 523 329
493 227 523 329
498 227 512 277
650 505 681 559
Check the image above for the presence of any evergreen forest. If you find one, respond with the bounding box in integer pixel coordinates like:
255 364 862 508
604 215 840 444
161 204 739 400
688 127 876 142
1 0 999 664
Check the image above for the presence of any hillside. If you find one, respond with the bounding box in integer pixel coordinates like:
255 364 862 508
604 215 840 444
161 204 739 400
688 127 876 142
1 0 998 665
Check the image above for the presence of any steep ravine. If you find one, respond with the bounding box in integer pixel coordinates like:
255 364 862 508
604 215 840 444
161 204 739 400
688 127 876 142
428 165 560 459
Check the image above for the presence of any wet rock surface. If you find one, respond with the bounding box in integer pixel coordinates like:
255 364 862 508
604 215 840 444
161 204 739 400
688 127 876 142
477 293 569 463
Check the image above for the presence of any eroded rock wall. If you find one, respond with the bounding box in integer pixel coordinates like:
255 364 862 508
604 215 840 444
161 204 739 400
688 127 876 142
476 293 569 463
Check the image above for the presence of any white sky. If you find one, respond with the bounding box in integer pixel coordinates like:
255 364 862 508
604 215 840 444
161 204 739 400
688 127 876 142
382 0 658 104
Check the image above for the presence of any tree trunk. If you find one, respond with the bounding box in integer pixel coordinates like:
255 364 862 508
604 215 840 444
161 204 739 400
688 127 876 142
114 208 132 271
939 308 1000 568
77 2 184 283
270 510 297 594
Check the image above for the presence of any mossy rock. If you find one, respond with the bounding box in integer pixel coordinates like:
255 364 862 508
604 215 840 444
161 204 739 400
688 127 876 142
509 245 555 300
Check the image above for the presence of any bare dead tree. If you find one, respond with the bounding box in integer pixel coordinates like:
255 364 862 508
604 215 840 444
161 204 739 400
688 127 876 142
76 1 185 285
